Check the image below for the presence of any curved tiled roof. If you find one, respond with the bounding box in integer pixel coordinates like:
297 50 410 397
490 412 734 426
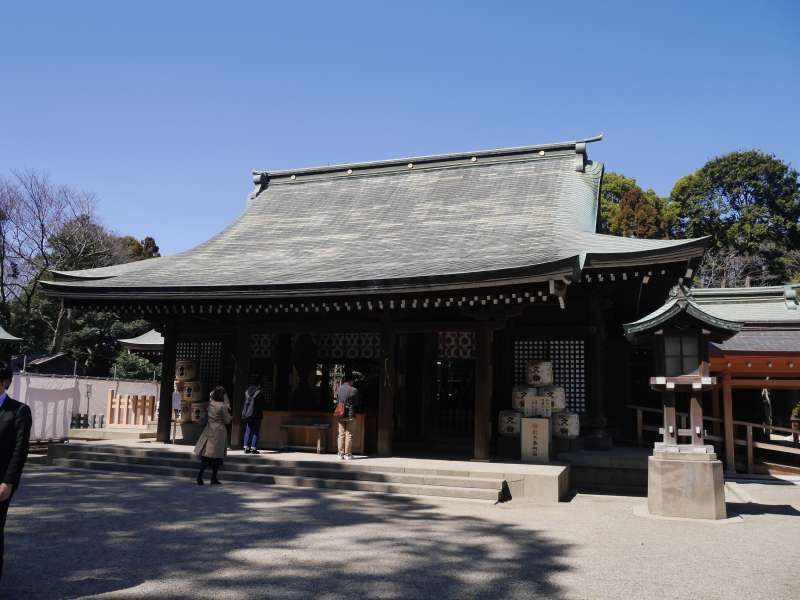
43 137 707 300
626 284 800 353
119 328 164 350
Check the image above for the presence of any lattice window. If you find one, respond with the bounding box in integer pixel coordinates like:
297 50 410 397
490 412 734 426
176 340 223 391
513 339 587 413
250 334 274 358
291 333 381 359
437 331 476 359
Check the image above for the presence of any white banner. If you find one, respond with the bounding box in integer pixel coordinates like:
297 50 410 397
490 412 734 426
11 374 78 441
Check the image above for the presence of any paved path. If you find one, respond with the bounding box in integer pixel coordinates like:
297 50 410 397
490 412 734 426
3 466 800 599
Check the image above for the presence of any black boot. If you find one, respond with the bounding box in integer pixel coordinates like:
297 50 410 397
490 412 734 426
197 474 204 485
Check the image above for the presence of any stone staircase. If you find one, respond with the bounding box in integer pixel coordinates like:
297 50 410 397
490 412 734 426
47 444 510 503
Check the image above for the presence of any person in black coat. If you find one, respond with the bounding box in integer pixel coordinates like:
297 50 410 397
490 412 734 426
0 363 31 582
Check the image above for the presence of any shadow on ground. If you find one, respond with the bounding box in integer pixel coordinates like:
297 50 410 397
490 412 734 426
2 466 572 599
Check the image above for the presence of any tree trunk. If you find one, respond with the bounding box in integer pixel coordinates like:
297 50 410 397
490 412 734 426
50 301 71 352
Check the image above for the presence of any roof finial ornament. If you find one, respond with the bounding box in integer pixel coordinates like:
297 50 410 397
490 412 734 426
248 171 270 203
785 284 799 310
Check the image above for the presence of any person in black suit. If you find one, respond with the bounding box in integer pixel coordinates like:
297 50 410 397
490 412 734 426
0 363 31 582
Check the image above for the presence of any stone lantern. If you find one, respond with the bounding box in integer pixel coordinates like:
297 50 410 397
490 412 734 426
624 286 741 519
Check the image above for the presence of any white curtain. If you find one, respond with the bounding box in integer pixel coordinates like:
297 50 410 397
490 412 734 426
11 374 79 441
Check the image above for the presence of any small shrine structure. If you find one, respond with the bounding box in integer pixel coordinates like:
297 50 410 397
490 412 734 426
624 286 741 519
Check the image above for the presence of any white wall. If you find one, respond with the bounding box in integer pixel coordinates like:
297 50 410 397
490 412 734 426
10 373 161 441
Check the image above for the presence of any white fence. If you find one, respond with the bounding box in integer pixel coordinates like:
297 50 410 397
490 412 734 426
11 373 161 441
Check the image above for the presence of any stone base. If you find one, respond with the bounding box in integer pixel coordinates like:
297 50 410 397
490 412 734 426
648 451 727 520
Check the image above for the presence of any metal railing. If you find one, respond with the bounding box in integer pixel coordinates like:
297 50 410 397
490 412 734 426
628 404 800 473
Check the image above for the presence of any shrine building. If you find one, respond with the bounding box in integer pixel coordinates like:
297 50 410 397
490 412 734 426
42 136 710 460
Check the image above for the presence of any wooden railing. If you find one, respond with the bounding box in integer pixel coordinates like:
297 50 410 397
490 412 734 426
107 390 157 427
628 404 800 473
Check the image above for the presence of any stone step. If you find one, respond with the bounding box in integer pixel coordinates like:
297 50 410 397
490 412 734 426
50 458 502 502
61 450 505 490
55 444 510 478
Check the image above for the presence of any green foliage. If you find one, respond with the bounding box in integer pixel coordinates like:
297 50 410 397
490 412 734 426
62 312 150 376
792 401 800 420
111 350 161 380
672 151 800 283
598 172 674 238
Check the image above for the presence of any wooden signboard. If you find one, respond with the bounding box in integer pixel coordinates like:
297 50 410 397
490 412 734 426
521 417 550 463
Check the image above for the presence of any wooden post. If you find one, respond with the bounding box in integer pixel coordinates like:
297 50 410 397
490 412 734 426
636 409 643 447
156 321 177 443
107 390 114 426
723 370 736 474
473 327 492 461
711 386 721 437
663 392 677 445
746 425 754 474
231 322 250 449
689 391 704 446
377 327 396 456
420 332 436 444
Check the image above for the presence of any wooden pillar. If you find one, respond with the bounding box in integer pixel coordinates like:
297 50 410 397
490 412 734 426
377 328 396 456
662 392 677 445
231 322 250 449
689 390 704 446
589 304 608 426
420 332 436 443
156 320 177 443
473 327 492 461
711 386 721 437
723 370 736 473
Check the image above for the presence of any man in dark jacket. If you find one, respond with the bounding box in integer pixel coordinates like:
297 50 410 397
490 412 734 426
0 363 31 581
334 377 359 460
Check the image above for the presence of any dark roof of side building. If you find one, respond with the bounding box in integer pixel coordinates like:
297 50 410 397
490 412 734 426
41 137 708 301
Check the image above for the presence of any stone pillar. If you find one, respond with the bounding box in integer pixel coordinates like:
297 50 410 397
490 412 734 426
156 321 177 443
473 328 492 461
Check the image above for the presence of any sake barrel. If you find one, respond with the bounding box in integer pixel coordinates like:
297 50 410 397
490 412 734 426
175 360 197 382
178 381 203 404
522 395 551 418
498 410 521 436
538 385 566 412
180 401 193 423
512 386 538 412
526 360 553 386
553 412 580 439
191 402 209 423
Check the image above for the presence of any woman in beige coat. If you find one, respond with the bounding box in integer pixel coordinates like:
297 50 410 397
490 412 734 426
194 386 232 485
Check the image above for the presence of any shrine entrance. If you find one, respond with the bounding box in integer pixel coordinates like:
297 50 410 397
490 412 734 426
392 332 476 458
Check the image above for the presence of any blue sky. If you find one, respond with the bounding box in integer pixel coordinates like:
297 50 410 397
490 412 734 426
1 1 798 255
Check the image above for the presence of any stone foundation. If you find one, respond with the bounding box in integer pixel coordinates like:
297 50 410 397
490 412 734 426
647 450 726 520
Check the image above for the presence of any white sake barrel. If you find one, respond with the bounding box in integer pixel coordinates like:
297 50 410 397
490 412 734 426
526 360 553 386
498 410 521 436
175 360 197 382
180 401 193 423
538 385 566 412
191 402 209 423
522 395 551 418
178 381 203 404
512 386 538 412
553 413 580 438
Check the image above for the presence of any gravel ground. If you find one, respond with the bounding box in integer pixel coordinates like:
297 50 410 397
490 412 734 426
2 466 799 599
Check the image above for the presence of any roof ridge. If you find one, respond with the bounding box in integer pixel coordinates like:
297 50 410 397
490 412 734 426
251 135 603 186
